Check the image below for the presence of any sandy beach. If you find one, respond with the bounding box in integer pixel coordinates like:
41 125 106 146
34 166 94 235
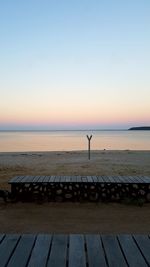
0 150 150 233
0 150 150 188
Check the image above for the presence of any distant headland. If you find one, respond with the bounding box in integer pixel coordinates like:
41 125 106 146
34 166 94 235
129 126 150 130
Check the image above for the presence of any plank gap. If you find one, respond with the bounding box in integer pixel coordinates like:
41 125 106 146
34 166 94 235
45 234 53 267
100 236 109 267
117 236 130 267
132 235 150 267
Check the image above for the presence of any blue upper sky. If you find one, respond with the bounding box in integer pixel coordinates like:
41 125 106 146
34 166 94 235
0 0 150 130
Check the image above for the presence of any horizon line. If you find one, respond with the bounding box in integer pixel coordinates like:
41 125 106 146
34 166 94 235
0 128 129 131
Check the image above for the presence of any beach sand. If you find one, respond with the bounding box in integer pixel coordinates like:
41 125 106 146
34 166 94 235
0 150 150 233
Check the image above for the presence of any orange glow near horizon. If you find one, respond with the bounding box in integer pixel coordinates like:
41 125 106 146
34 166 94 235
0 112 150 128
0 86 150 128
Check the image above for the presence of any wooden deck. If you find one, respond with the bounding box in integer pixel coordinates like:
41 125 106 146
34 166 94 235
9 175 150 202
0 234 150 267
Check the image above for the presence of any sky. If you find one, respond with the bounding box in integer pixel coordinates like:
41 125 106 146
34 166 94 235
0 0 150 130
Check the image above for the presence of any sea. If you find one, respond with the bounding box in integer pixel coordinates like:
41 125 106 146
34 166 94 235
0 130 149 152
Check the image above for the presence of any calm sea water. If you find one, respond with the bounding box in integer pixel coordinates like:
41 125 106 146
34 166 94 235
0 130 149 152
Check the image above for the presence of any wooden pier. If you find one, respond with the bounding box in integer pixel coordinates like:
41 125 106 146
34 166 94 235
0 234 150 267
9 175 150 202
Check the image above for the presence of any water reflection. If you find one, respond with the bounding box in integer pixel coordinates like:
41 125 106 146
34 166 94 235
0 130 149 152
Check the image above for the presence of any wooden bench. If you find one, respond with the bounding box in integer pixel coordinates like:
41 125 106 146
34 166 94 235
9 175 150 202
0 234 150 267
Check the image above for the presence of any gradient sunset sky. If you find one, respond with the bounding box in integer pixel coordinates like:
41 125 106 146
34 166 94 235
0 0 150 130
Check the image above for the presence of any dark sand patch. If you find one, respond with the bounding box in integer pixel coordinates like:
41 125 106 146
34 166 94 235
0 202 150 234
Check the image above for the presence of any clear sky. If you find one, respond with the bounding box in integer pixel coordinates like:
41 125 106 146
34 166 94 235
0 0 150 130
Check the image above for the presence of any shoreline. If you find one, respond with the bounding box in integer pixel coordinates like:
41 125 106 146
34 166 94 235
0 149 150 152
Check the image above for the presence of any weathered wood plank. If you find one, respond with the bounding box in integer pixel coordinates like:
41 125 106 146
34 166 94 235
115 176 125 183
14 176 26 183
86 235 107 267
82 176 87 182
70 176 76 182
7 234 36 267
127 176 136 183
118 235 148 267
97 176 105 183
9 175 150 185
76 176 82 183
20 176 34 183
102 235 127 267
47 235 67 267
43 176 51 183
69 234 86 267
0 234 20 267
136 176 145 183
101 176 110 183
55 176 60 182
144 176 150 183
71 176 77 182
70 176 75 182
65 176 71 182
38 176 46 183
49 176 55 182
107 176 116 183
25 176 37 183
87 176 93 183
133 235 150 266
9 176 21 183
129 176 143 183
31 176 41 183
112 176 122 183
0 234 150 267
140 176 150 183
28 234 52 267
118 176 131 183
92 176 98 183
128 176 139 183
59 176 66 182
17 176 26 182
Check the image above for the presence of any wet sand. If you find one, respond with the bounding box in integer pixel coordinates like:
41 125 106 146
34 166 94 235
0 150 150 233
